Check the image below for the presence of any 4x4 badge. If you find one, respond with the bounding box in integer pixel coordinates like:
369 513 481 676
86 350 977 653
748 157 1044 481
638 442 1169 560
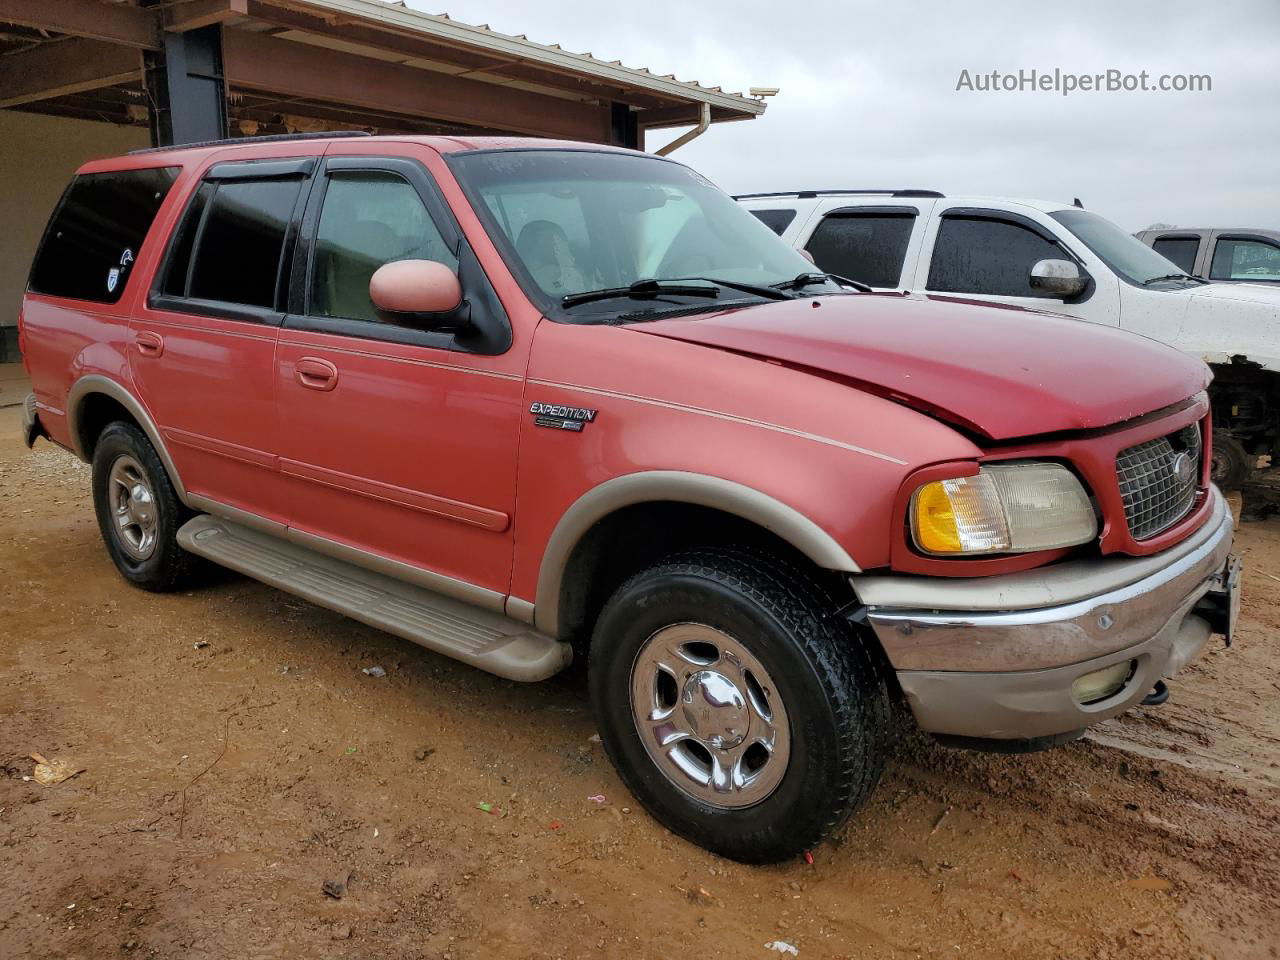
530 402 597 432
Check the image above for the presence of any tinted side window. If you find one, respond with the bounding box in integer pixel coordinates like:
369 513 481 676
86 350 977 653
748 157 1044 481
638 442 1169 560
29 167 179 304
311 172 457 324
1152 236 1200 275
749 208 797 236
1210 238 1280 282
805 214 914 287
187 178 303 309
161 182 214 297
928 216 1065 296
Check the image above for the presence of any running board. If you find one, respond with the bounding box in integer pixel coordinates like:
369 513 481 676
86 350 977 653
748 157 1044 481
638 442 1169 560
177 515 571 681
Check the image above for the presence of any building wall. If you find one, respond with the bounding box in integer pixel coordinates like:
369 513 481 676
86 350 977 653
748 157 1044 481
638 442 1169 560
0 111 149 362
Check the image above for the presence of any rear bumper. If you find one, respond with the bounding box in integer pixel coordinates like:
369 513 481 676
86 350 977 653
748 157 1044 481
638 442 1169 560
856 488 1235 741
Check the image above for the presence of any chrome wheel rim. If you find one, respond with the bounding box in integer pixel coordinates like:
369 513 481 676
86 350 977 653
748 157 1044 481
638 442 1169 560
107 454 158 561
630 623 790 809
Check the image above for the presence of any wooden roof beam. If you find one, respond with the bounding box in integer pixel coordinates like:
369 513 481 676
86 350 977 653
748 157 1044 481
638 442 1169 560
0 37 142 108
0 0 159 49
163 0 249 33
222 29 610 141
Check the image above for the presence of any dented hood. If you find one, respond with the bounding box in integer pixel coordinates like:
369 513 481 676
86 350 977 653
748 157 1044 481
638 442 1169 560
628 294 1209 441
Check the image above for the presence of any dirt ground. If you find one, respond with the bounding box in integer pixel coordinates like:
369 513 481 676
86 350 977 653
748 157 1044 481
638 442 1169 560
2 402 1278 960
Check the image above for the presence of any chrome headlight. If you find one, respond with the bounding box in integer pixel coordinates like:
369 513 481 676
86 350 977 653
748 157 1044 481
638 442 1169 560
910 463 1097 555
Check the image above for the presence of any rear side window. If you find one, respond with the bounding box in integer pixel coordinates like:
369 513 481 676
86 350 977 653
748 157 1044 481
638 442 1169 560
749 208 797 236
29 167 179 304
806 213 915 287
928 216 1065 297
1152 236 1200 274
1210 237 1280 282
178 178 303 309
161 182 213 298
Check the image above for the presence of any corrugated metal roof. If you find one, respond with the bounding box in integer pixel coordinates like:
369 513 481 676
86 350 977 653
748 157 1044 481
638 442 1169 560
281 0 767 116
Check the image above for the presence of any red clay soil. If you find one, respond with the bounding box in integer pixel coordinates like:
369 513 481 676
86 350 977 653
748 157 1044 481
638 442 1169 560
2 406 1278 959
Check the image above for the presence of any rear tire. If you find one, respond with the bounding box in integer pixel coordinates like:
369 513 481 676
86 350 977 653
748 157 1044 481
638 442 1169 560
91 421 202 592
588 549 891 863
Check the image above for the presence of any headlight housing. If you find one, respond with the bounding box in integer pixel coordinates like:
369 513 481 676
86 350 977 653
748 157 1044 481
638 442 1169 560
910 463 1097 555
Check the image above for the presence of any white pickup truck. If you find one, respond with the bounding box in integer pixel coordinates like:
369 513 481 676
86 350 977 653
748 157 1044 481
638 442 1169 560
738 190 1280 488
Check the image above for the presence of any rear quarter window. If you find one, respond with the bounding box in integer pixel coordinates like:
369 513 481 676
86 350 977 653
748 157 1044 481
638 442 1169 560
1151 236 1200 275
28 167 180 304
748 208 797 236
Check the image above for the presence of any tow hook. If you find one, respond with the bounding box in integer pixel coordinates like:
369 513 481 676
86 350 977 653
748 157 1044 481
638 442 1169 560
1141 680 1170 706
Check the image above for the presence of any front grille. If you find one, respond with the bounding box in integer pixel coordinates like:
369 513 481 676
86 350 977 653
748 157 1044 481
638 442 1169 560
1116 426 1202 540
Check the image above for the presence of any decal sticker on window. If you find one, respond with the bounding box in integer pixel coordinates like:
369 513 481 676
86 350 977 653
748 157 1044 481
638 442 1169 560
107 249 134 293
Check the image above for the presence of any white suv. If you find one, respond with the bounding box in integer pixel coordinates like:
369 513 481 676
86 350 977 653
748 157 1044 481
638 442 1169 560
739 190 1280 488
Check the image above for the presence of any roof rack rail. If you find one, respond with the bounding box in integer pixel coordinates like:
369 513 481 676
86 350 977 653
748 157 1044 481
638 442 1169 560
130 130 372 156
732 189 945 200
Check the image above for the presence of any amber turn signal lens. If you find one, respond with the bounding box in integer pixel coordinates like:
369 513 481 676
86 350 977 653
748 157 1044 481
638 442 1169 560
910 464 1097 556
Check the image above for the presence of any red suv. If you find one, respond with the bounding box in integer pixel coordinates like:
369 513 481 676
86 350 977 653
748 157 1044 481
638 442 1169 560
20 133 1239 863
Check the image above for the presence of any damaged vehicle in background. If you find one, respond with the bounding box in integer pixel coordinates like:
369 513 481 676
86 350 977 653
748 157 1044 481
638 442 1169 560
742 190 1280 490
21 135 1240 863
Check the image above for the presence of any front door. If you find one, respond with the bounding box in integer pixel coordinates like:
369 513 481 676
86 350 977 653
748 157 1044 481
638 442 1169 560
917 206 1120 326
274 151 523 601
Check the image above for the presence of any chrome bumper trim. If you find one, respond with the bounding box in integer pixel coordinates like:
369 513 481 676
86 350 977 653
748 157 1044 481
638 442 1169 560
895 608 1214 741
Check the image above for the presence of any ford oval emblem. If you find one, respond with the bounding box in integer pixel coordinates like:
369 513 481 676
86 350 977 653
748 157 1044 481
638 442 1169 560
1172 451 1195 484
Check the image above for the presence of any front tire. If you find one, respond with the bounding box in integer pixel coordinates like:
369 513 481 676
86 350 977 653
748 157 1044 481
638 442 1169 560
91 421 201 592
1210 434 1253 491
588 550 890 863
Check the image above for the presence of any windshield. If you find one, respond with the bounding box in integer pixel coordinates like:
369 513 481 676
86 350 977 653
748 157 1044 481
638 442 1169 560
1051 208 1197 285
448 149 822 314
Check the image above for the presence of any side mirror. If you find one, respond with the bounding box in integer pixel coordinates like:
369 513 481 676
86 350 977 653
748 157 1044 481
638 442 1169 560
1029 258 1088 299
369 259 463 323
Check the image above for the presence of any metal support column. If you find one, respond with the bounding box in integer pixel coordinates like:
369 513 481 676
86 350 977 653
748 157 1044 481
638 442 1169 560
144 25 227 146
610 102 639 150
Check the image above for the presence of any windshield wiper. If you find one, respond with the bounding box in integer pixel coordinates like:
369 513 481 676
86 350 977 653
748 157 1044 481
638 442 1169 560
1143 273 1207 286
667 276 796 300
562 278 720 307
562 276 795 307
773 271 872 293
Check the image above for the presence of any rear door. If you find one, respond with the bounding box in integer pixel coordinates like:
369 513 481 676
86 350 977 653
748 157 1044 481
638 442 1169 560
130 155 316 523
273 147 523 601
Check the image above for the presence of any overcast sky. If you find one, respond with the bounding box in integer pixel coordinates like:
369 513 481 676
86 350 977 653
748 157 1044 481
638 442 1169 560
416 0 1279 231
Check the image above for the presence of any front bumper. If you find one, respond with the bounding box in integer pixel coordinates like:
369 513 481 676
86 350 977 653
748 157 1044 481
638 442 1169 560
854 488 1235 742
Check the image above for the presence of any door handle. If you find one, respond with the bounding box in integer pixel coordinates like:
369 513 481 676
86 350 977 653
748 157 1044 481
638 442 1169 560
135 331 164 358
294 357 339 392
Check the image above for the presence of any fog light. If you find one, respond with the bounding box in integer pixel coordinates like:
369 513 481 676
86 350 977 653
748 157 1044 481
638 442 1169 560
1071 660 1135 705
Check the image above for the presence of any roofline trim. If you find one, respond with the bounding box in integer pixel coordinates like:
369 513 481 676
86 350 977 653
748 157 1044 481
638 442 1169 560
734 189 945 200
277 0 767 116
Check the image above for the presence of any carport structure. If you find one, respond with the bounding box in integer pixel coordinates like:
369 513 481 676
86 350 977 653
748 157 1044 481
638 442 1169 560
0 0 767 360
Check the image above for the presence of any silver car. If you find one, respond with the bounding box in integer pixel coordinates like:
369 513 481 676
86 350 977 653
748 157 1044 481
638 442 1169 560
1136 227 1280 284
